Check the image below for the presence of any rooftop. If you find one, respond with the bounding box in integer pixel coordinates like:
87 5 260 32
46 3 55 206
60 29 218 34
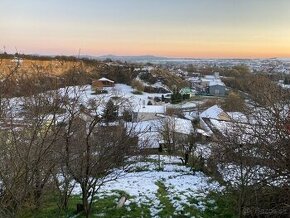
98 77 115 83
200 105 226 120
209 80 225 87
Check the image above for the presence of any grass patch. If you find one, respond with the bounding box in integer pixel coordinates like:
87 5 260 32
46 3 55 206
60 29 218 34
201 191 237 218
19 194 82 218
20 190 152 218
72 190 152 218
155 181 175 217
181 191 237 218
93 190 151 218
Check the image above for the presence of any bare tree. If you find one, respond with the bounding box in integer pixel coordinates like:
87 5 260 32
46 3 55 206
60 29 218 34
0 61 76 215
156 116 200 165
211 76 290 217
61 90 138 217
157 116 177 154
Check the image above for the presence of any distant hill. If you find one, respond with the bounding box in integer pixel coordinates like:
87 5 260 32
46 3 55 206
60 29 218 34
92 55 170 63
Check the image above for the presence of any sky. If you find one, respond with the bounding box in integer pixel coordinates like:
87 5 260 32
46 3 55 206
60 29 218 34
1 0 290 58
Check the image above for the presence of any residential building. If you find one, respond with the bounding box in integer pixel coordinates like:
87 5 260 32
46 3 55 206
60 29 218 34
92 77 115 90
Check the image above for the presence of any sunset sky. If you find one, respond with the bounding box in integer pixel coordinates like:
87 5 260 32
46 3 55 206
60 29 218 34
1 0 290 58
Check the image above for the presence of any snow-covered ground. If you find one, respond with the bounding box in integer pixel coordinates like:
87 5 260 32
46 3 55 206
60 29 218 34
58 83 170 116
58 83 202 117
218 163 288 188
72 155 221 217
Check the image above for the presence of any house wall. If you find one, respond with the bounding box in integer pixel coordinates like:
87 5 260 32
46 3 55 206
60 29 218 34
92 81 104 90
92 80 114 90
101 81 115 87
209 85 225 96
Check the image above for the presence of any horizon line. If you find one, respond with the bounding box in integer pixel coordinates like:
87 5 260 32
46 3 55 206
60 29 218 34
2 52 290 60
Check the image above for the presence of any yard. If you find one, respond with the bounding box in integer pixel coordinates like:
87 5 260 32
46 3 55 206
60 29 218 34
27 155 235 218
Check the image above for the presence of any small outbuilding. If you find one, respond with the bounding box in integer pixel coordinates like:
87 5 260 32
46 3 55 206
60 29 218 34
92 77 115 90
209 80 225 96
179 87 195 97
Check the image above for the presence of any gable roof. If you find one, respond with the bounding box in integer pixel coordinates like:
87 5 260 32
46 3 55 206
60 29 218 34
98 77 114 83
172 117 193 135
179 87 194 95
200 105 229 120
209 80 225 87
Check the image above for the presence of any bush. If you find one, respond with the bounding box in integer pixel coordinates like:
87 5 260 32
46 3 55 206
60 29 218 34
131 79 144 92
222 91 245 112
200 99 220 110
139 72 157 84
132 90 143 95
123 110 133 122
182 94 190 100
171 92 183 104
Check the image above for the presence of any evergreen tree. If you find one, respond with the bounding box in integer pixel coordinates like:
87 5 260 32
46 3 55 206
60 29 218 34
171 87 182 104
103 99 118 122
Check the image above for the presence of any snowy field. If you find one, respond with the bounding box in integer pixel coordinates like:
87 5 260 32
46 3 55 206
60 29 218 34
72 155 222 217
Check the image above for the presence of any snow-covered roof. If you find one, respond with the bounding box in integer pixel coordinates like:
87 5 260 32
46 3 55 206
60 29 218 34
164 117 193 135
179 87 194 95
136 105 165 114
196 128 211 137
174 118 192 135
204 75 216 80
98 77 115 83
200 78 212 83
138 132 160 148
128 120 161 133
227 112 248 123
209 80 225 87
187 77 200 82
200 105 228 120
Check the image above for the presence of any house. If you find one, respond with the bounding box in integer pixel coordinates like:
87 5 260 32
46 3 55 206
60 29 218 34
128 119 161 153
179 87 195 98
192 72 226 96
209 80 226 96
200 105 230 121
206 72 225 96
187 76 201 88
157 116 211 152
130 116 194 153
129 114 211 154
199 105 231 135
92 77 115 90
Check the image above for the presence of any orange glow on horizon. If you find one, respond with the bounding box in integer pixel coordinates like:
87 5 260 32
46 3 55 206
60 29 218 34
2 0 290 59
8 30 290 59
11 39 290 59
